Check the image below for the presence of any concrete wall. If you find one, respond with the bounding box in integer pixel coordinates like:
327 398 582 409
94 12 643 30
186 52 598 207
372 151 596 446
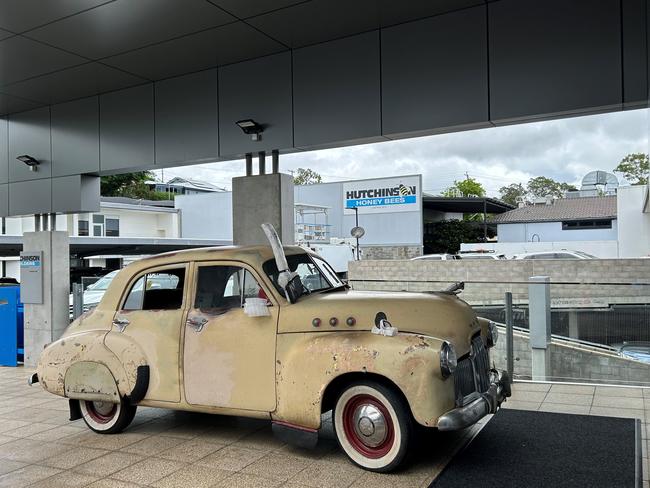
349 258 650 306
176 191 233 241
460 240 619 258
497 220 618 243
617 185 650 257
490 328 650 386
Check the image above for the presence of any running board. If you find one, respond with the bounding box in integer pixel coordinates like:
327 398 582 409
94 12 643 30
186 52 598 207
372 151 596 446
272 421 318 449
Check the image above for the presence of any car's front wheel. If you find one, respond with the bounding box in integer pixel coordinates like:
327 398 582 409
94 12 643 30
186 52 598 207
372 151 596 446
333 381 413 472
79 397 137 434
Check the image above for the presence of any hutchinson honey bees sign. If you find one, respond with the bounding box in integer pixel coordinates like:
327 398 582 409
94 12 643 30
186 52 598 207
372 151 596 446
343 175 421 214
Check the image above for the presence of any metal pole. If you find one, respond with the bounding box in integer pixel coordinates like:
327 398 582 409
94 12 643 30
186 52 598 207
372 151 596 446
42 214 49 231
72 282 83 320
505 291 514 381
271 150 279 174
355 208 360 260
258 151 266 175
483 199 487 241
245 153 253 176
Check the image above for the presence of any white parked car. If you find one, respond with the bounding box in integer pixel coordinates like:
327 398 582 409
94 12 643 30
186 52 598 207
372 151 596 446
411 253 459 261
512 250 597 260
459 253 507 260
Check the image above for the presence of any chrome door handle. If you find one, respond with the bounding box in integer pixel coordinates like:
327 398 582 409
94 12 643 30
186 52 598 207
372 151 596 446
186 317 208 333
112 318 130 332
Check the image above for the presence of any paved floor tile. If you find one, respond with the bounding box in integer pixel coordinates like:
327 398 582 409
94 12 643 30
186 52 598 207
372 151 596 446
87 479 144 488
0 460 27 476
37 446 110 469
549 384 596 395
589 406 645 420
29 470 98 488
509 390 548 403
596 386 644 398
73 451 145 477
122 434 186 456
233 427 286 451
543 392 594 406
592 395 646 409
78 431 151 450
213 472 283 488
0 438 64 463
156 438 226 463
500 400 540 411
242 452 312 481
196 445 268 471
510 382 551 392
289 459 364 488
111 457 187 485
0 464 61 488
538 403 591 415
152 464 232 488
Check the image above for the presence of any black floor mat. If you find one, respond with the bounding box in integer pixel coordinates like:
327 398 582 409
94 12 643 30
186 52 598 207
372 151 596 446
430 408 642 488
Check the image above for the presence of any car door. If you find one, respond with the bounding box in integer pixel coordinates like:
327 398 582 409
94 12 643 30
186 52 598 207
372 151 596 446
183 261 278 412
111 263 189 403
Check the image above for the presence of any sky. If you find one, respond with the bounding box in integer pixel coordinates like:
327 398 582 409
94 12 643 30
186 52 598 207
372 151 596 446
157 108 649 197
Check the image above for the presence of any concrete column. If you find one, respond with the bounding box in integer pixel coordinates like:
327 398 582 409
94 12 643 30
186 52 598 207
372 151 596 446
529 276 551 381
232 173 294 246
271 150 279 174
22 231 70 367
245 153 253 176
258 151 266 175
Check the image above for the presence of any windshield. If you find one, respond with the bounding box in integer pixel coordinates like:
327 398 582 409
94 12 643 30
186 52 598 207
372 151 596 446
263 252 344 295
86 270 119 291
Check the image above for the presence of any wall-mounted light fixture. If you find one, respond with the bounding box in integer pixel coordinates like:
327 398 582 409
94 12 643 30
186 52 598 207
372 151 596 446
16 155 39 172
236 119 264 141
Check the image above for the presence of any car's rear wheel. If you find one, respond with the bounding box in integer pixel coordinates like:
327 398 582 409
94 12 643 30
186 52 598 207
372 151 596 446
333 381 412 472
79 397 137 434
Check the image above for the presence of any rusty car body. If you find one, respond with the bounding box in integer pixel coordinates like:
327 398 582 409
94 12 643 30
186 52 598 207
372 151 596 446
31 225 509 472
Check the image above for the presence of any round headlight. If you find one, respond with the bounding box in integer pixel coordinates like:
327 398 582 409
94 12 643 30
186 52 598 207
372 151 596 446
440 341 458 378
487 321 498 347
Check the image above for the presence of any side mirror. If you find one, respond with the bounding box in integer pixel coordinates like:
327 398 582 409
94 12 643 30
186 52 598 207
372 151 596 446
284 275 305 304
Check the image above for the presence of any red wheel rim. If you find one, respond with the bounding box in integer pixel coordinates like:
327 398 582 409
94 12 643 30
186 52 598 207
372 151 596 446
85 401 117 424
342 394 395 459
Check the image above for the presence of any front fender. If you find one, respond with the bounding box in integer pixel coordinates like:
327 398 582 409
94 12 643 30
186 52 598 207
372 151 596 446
273 332 454 429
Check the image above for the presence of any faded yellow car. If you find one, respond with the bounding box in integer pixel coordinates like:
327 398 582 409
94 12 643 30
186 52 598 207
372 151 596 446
31 225 509 472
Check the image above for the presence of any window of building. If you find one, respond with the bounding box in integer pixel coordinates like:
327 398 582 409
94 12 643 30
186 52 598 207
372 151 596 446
194 266 264 311
123 268 185 311
106 218 120 237
561 219 612 230
78 220 89 236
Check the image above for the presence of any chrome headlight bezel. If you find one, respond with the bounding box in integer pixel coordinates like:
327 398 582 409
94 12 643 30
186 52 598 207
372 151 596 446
440 341 458 378
487 321 498 348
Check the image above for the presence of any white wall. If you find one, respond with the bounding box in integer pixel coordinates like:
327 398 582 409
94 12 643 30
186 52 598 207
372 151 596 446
617 185 650 258
176 192 233 240
497 220 618 243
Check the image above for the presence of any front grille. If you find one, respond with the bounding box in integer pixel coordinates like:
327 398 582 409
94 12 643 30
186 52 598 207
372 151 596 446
453 335 491 406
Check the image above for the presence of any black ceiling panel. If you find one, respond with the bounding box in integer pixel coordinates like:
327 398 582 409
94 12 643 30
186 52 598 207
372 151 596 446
0 29 13 41
25 0 236 59
1 62 147 105
0 94 43 117
0 36 86 86
0 1 113 33
208 0 307 19
247 0 485 48
102 22 286 81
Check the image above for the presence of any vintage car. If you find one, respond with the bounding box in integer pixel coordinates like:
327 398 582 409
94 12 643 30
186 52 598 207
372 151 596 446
31 224 510 472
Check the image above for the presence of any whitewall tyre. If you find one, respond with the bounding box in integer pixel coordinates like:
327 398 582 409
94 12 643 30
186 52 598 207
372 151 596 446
79 398 137 434
333 381 412 472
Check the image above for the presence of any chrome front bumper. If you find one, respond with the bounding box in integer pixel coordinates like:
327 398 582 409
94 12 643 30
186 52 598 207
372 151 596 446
437 369 511 431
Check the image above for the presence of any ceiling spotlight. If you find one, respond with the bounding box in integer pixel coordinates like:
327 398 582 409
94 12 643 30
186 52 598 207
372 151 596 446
235 119 264 141
16 155 39 172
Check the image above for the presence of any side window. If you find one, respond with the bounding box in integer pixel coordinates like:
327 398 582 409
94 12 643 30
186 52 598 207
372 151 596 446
194 266 265 311
123 268 185 311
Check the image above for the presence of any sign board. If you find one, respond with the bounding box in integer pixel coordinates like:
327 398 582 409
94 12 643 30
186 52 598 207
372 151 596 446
20 251 43 304
343 175 421 214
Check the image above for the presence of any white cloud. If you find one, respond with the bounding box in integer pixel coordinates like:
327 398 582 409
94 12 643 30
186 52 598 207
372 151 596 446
161 108 648 197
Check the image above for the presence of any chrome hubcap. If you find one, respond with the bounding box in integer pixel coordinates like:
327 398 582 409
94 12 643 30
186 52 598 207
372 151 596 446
92 401 115 416
352 404 387 447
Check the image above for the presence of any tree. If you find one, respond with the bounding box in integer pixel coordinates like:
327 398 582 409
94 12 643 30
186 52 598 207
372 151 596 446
101 171 170 200
527 176 576 199
442 177 485 198
293 168 322 185
498 183 527 206
424 220 495 254
614 153 649 185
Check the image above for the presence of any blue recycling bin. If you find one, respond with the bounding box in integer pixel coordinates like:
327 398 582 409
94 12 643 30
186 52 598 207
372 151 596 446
0 286 23 366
